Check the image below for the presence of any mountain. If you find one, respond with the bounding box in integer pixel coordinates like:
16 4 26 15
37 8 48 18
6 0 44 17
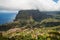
0 10 60 31
15 10 53 21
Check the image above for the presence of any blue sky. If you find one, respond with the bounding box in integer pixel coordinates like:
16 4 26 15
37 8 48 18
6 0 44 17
0 0 60 13
53 0 59 3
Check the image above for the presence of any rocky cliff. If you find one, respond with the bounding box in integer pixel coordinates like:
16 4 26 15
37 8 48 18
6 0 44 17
14 10 53 21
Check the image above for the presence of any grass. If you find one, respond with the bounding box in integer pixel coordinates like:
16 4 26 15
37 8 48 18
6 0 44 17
0 18 60 40
1 27 60 40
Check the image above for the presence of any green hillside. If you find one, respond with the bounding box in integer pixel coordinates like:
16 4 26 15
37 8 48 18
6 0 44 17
0 10 60 40
0 17 60 40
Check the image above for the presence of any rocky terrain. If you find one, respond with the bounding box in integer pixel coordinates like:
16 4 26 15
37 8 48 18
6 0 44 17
15 10 60 21
15 10 53 21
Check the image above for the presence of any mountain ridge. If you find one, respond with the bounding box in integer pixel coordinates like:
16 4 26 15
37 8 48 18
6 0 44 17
15 10 54 21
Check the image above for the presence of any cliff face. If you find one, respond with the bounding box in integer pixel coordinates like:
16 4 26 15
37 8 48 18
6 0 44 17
15 10 41 21
14 10 60 21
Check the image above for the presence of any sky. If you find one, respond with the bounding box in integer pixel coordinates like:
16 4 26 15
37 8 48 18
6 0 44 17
0 0 60 13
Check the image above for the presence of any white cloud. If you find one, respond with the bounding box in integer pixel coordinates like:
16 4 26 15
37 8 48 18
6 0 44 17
0 0 60 11
0 0 36 10
34 0 60 11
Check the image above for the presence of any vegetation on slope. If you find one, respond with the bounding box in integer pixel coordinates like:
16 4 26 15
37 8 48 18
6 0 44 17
0 17 60 40
0 27 60 40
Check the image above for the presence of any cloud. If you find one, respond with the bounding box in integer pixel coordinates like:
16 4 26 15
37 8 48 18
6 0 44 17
0 0 60 11
0 0 36 10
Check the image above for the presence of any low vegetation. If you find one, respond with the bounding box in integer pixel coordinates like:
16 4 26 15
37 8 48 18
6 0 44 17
0 18 60 40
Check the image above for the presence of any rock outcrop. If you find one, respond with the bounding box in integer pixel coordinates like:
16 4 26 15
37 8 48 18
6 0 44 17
14 10 53 21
